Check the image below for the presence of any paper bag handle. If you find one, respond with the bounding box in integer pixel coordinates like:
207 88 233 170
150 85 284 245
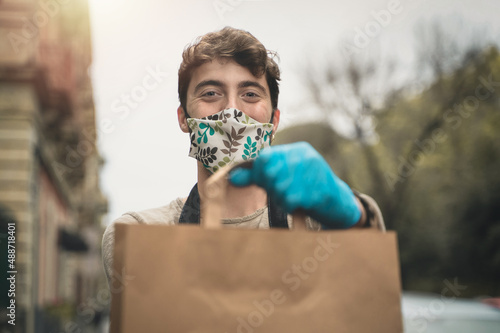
201 162 307 230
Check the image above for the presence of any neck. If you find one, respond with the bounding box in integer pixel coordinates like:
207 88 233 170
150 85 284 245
197 162 267 219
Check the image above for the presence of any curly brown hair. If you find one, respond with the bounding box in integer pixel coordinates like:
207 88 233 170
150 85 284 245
178 27 281 111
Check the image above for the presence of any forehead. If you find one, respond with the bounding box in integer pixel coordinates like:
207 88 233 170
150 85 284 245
187 59 269 93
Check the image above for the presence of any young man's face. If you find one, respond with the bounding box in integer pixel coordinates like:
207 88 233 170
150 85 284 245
178 59 279 133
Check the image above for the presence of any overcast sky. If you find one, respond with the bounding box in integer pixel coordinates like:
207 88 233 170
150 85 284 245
87 0 500 224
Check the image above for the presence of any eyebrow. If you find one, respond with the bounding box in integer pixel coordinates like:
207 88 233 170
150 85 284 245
238 81 268 96
193 80 224 94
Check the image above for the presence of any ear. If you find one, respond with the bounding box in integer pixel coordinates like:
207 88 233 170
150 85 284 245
177 106 190 133
271 109 280 134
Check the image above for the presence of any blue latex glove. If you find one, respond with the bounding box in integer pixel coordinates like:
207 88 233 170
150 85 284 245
229 142 361 229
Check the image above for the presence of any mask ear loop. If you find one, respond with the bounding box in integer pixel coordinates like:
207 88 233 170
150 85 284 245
269 109 275 124
269 110 276 143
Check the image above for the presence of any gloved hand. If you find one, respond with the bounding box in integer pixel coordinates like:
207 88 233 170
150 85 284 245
229 142 361 229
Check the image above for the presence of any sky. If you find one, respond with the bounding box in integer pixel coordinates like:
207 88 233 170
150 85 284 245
87 0 500 224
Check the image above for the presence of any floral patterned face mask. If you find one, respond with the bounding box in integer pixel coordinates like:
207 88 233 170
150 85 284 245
187 108 274 174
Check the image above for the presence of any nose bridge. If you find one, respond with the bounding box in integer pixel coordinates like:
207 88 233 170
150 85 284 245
225 88 242 110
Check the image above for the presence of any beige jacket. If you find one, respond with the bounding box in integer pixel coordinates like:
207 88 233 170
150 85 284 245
101 193 385 287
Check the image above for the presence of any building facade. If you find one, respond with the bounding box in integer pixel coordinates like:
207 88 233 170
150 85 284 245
0 0 108 331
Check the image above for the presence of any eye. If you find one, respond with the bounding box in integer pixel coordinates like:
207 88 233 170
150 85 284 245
243 91 260 100
199 90 222 101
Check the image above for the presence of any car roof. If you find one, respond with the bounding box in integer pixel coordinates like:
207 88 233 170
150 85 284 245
402 292 500 320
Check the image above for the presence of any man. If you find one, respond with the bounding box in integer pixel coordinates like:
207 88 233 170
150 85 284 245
102 27 384 286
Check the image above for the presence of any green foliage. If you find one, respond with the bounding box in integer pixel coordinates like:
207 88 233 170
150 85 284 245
279 47 500 296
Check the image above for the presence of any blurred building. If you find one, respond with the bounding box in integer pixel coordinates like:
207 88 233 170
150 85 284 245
0 0 108 332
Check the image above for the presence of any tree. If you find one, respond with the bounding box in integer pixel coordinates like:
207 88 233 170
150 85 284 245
280 19 500 295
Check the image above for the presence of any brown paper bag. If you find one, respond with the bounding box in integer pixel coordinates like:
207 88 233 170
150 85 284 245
110 165 403 332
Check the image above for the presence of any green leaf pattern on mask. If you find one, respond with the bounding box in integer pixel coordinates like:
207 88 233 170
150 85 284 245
242 136 258 160
213 121 225 135
216 156 234 170
263 129 273 142
187 119 198 131
187 109 273 172
197 123 215 144
241 114 251 124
